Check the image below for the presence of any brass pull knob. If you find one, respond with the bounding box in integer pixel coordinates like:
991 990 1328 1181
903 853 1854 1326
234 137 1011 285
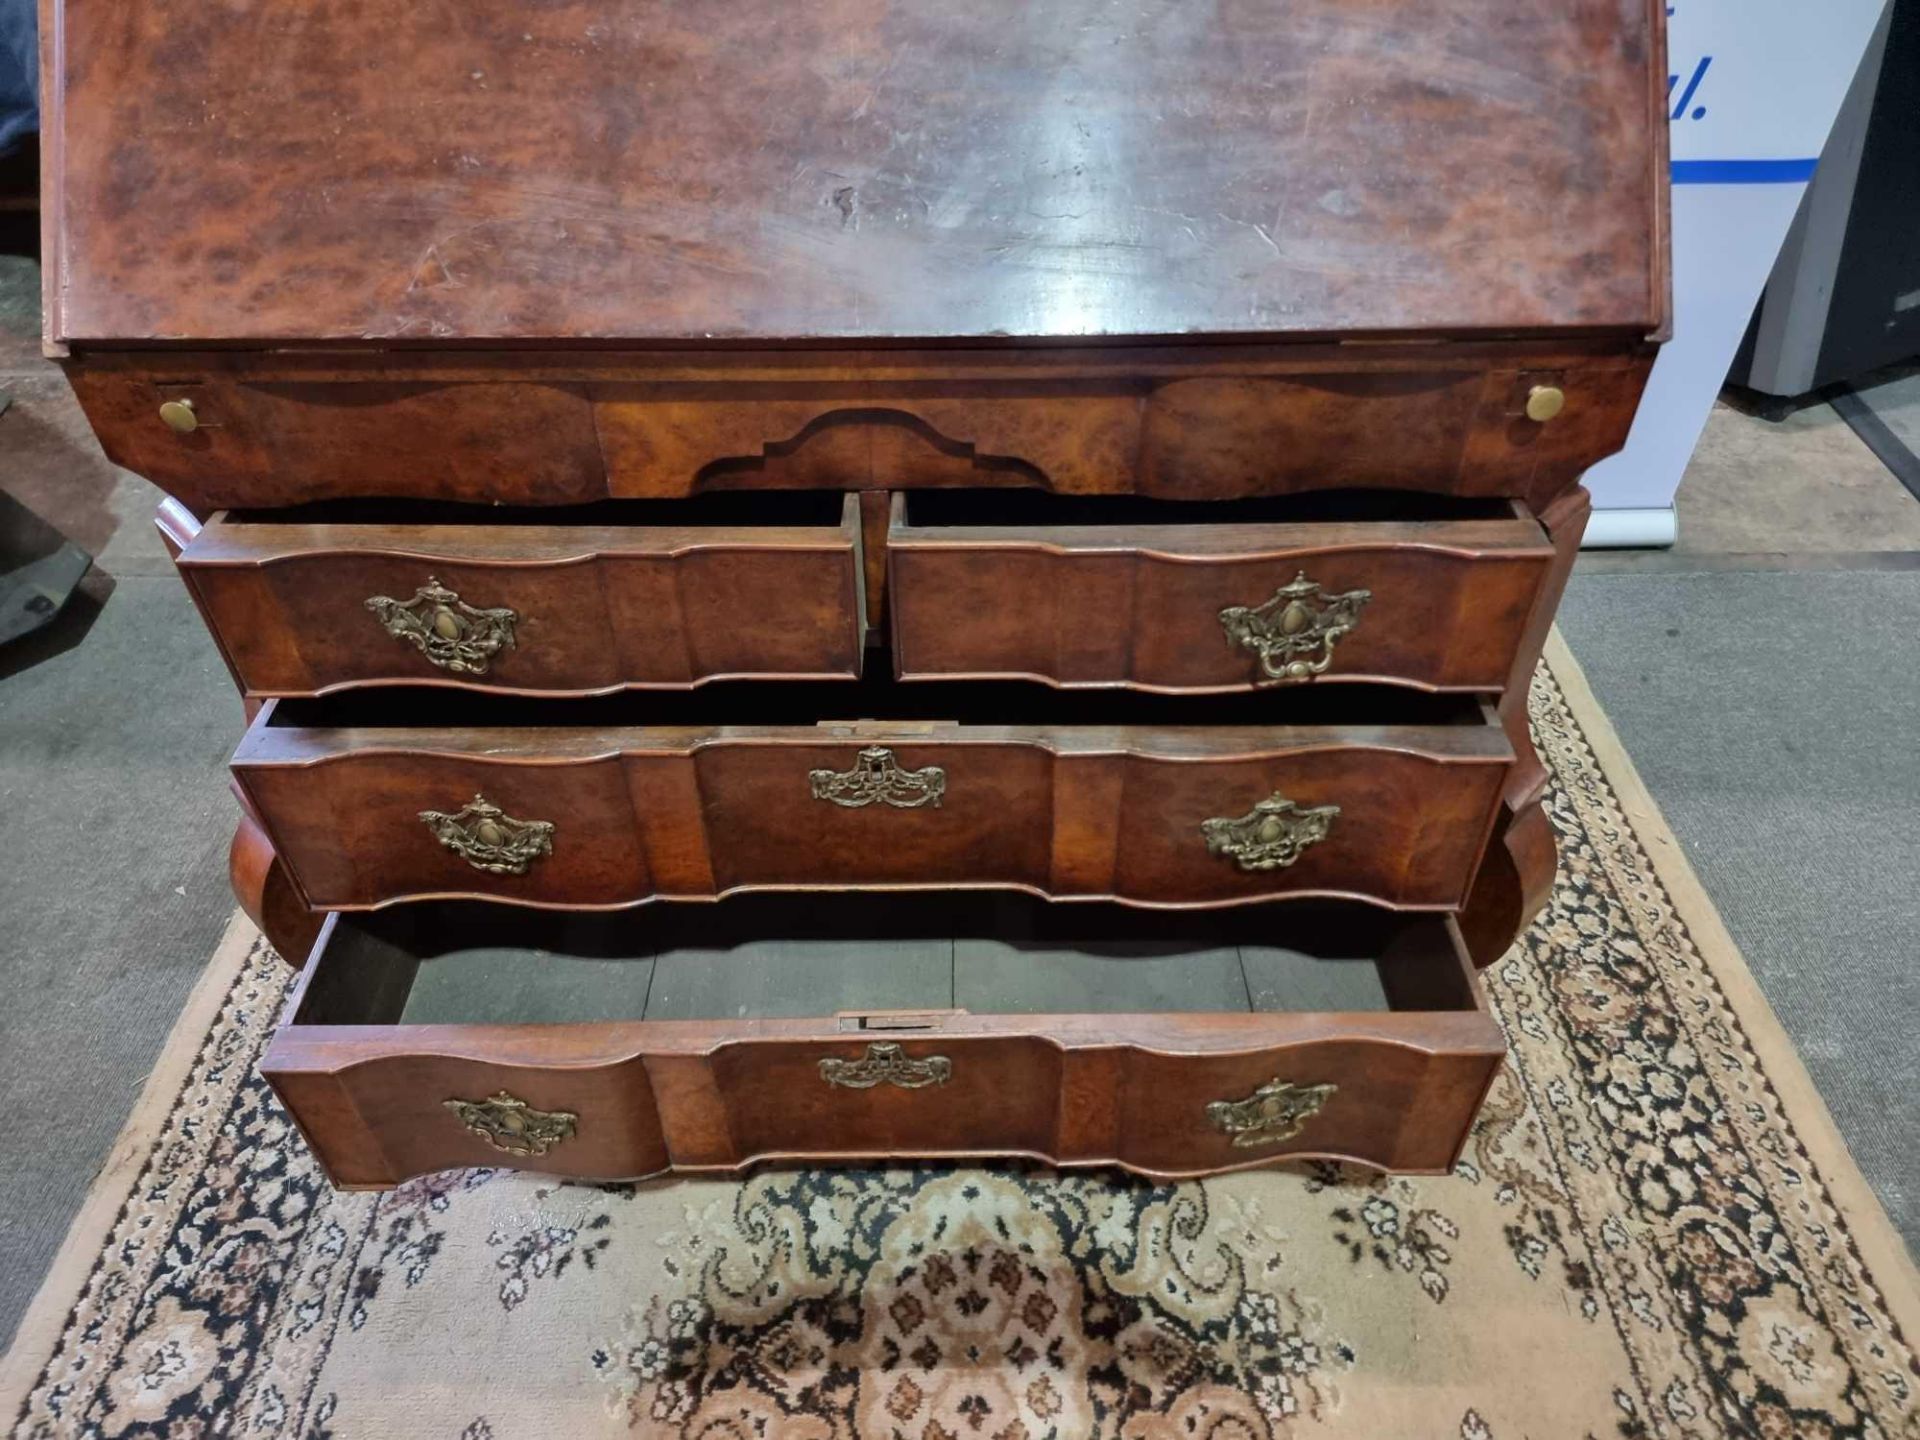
1219 572 1370 682
365 577 518 675
443 1091 577 1155
1207 1078 1337 1148
1525 384 1566 423
1201 791 1338 872
158 398 199 433
819 1042 953 1090
420 793 554 874
809 746 947 809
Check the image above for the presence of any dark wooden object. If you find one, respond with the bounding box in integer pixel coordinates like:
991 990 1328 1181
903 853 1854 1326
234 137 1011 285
888 495 1555 693
265 905 1503 1186
233 702 1512 911
173 496 866 695
52 0 1670 1183
42 0 1667 346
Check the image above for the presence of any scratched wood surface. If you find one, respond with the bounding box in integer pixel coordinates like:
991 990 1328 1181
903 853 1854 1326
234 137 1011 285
43 0 1666 345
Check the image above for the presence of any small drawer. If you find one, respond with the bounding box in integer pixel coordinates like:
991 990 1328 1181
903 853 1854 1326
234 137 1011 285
75 356 1648 512
170 493 865 696
231 684 1513 913
264 897 1506 1187
887 492 1553 693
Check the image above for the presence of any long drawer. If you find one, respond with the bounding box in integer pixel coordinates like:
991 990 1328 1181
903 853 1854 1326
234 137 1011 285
888 493 1554 693
77 349 1649 513
231 687 1513 913
169 493 865 696
263 898 1506 1186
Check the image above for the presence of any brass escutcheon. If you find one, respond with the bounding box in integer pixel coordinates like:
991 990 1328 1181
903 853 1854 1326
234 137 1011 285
443 1091 578 1156
1207 1078 1337 1148
809 746 947 809
819 1041 953 1090
365 577 518 675
420 794 555 875
1218 572 1370 682
1201 791 1338 873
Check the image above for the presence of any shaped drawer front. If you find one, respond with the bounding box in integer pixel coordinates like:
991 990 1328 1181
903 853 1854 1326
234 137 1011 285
888 495 1553 693
172 494 864 696
75 354 1649 513
264 902 1504 1187
232 699 1512 912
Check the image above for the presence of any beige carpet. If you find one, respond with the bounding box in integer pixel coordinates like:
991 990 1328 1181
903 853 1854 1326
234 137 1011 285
3 633 1915 1440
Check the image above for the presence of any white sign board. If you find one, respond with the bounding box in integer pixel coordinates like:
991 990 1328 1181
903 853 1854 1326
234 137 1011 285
1581 0 1889 546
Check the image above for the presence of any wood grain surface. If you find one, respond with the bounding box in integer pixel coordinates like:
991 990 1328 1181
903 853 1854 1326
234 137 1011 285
43 0 1666 345
889 494 1554 692
233 703 1513 912
177 496 865 695
70 347 1652 513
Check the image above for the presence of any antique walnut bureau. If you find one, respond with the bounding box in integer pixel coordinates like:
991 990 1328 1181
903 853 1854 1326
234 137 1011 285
44 0 1668 1185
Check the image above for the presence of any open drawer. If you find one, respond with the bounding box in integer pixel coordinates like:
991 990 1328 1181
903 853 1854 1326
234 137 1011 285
887 491 1554 693
264 896 1506 1187
232 682 1513 913
166 492 866 696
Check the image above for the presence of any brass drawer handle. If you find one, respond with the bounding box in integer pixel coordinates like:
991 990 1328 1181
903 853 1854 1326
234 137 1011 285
809 746 947 809
1202 791 1338 872
420 793 555 874
820 1041 953 1090
1208 1078 1337 1148
366 577 519 676
444 1090 577 1156
1218 571 1370 682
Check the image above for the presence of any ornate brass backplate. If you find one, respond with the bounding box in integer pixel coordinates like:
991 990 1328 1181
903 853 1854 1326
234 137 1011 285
365 577 518 675
443 1090 578 1156
809 746 947 809
1201 792 1339 872
420 793 555 874
819 1041 953 1090
1218 572 1371 682
1207 1078 1337 1148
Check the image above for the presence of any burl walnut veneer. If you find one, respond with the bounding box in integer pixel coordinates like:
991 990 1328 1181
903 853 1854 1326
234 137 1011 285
47 0 1669 1183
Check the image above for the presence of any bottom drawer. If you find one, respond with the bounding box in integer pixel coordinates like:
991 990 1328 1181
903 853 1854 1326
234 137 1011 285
264 897 1504 1188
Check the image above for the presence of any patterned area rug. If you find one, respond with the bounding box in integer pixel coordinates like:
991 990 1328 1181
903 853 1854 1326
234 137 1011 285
3 634 1916 1440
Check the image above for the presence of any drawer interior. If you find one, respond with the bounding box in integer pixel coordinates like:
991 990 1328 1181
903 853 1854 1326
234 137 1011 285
260 672 1496 730
897 488 1527 528
291 896 1485 1027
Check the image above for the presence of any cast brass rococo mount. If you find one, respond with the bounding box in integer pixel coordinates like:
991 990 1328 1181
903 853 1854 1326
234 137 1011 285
1219 572 1371 682
1202 791 1339 873
366 577 519 676
420 794 555 875
443 1091 578 1156
819 1042 953 1089
1207 1078 1337 1148
809 747 947 809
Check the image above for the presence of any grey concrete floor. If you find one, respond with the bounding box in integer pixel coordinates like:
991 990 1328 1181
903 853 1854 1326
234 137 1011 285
2 242 1918 1347
1 245 246 1344
1558 567 1920 1252
1658 397 1920 555
0 575 244 1329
